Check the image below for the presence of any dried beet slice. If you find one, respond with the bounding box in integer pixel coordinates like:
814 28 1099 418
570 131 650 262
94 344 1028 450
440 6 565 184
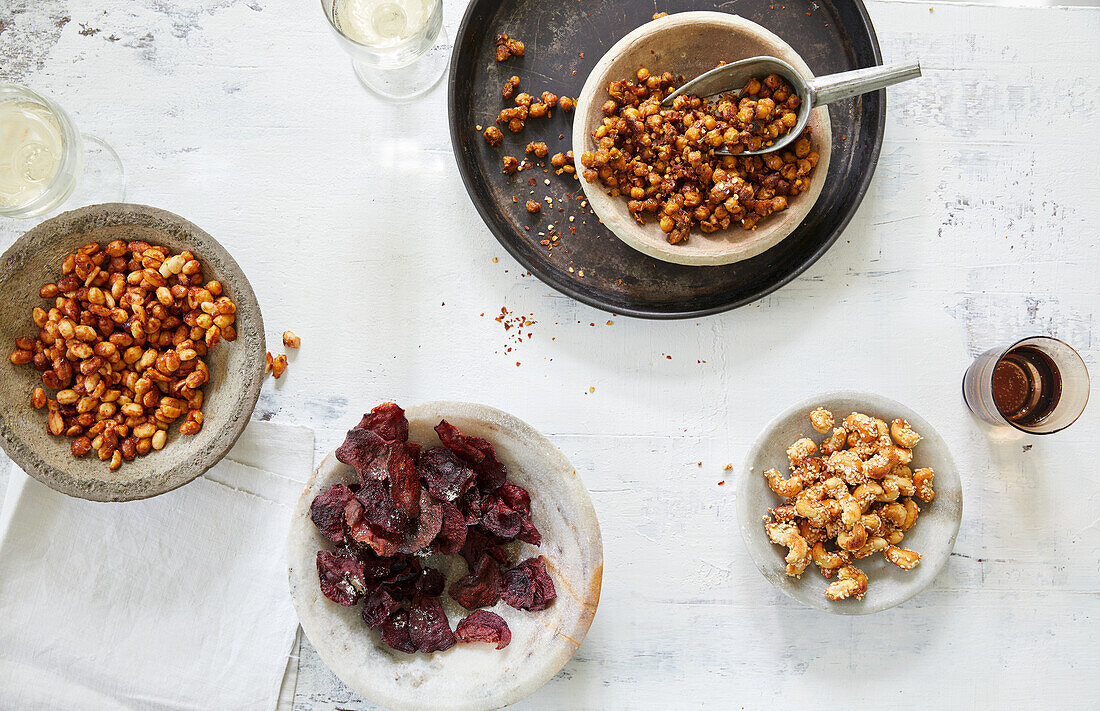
455 610 511 650
435 420 507 492
380 609 416 654
398 490 443 554
316 550 366 606
345 498 402 558
419 446 475 502
479 493 523 540
459 528 507 569
518 518 542 547
459 486 482 526
362 586 401 629
431 501 467 555
497 481 531 514
335 427 387 480
310 484 355 543
501 556 557 612
407 594 456 653
387 443 421 519
356 480 408 534
416 568 446 597
449 554 502 610
355 402 409 442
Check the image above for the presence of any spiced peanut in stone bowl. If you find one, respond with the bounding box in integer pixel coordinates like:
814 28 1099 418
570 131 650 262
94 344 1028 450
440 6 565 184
0 204 266 502
287 402 603 711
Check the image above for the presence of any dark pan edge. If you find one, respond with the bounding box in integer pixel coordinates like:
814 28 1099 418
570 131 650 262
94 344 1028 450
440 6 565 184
448 0 886 320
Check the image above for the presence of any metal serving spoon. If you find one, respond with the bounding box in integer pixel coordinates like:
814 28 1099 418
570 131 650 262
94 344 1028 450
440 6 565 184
662 56 921 155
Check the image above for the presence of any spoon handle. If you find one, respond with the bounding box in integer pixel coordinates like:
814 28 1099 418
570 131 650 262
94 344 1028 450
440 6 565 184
809 61 921 106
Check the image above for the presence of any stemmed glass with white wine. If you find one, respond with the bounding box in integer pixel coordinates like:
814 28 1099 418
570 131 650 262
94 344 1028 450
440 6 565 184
320 0 449 100
0 84 125 219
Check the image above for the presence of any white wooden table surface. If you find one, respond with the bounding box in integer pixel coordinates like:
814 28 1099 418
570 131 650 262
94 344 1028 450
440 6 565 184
2 0 1098 708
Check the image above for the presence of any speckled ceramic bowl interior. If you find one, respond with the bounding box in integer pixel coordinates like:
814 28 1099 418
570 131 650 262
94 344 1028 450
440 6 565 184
0 204 266 501
738 391 963 614
572 12 832 266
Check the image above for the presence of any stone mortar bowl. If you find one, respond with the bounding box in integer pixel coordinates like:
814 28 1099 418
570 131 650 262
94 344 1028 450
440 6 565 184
0 204 266 502
288 402 603 711
738 391 963 614
572 11 832 266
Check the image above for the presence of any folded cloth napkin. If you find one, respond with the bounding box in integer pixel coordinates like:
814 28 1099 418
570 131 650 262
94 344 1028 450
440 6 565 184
0 420 314 711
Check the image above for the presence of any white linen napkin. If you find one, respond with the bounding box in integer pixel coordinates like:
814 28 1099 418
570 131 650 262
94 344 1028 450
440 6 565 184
0 420 314 711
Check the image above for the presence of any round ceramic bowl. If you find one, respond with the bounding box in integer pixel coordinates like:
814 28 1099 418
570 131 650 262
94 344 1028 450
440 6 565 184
738 392 962 614
288 402 603 711
572 11 832 267
0 203 266 501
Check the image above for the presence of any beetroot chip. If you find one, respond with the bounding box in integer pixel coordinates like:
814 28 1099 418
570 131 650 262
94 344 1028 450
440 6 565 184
355 402 409 442
335 427 387 479
399 490 443 554
408 594 456 653
498 482 531 514
317 550 366 606
310 484 355 543
435 420 507 492
362 587 401 629
345 498 402 558
355 481 408 534
455 610 511 650
419 446 475 502
431 501 467 555
459 528 507 569
518 518 542 547
501 556 557 612
388 444 421 519
480 493 523 540
459 487 482 526
417 568 446 597
449 554 502 610
380 609 416 654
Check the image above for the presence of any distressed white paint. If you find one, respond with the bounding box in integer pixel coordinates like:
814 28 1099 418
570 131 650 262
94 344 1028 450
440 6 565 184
1 0 1098 708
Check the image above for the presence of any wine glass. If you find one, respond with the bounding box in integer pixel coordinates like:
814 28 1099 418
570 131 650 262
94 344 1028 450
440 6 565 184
320 0 449 101
0 84 125 219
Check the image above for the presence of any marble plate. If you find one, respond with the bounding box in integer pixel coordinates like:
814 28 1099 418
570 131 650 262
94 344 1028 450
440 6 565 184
738 391 963 614
287 402 603 711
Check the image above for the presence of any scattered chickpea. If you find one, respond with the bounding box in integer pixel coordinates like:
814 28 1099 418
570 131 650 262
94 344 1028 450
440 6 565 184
494 33 525 62
265 351 274 373
502 156 519 174
525 200 541 214
483 126 504 146
502 75 520 100
525 141 549 158
559 96 575 112
282 331 301 348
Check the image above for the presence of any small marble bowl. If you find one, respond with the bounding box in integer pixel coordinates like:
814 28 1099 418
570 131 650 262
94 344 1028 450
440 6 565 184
0 204 266 501
738 392 962 614
572 11 832 266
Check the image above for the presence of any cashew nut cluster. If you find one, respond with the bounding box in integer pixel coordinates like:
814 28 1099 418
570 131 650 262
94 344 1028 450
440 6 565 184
762 408 935 601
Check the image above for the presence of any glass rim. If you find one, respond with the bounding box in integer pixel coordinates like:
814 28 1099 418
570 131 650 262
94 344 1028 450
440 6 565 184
0 83 83 217
986 335 1090 436
319 0 442 51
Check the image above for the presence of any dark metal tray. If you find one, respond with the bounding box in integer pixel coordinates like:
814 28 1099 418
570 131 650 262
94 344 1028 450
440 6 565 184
448 0 884 318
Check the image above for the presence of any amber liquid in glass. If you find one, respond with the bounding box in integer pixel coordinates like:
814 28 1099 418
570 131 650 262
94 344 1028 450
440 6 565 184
992 346 1062 426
